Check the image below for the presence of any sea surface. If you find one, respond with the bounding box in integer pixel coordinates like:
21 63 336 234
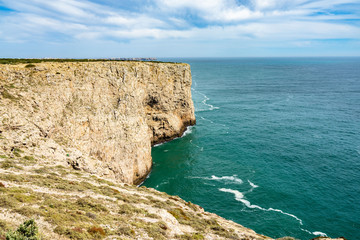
143 57 360 240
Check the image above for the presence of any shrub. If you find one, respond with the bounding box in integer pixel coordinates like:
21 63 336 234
87 226 106 239
1 90 16 101
6 219 39 240
24 64 35 68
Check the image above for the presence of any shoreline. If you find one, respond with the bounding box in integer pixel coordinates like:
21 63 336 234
137 124 195 186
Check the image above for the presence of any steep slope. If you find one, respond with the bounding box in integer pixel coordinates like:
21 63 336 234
0 157 273 239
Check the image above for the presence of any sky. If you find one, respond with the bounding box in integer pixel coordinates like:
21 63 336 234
0 0 359 58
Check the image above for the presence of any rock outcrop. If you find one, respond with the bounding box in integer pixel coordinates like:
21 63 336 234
0 61 195 185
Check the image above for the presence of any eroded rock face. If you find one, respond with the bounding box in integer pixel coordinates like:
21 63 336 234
0 61 195 184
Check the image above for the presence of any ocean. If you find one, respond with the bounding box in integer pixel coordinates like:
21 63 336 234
143 57 360 240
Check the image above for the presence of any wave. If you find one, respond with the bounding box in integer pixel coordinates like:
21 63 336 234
192 88 220 112
181 126 193 137
210 175 243 184
312 231 327 236
188 175 243 184
219 187 327 237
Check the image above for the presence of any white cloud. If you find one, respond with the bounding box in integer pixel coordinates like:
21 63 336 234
0 0 359 46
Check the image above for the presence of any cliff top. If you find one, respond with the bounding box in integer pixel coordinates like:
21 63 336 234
0 58 185 65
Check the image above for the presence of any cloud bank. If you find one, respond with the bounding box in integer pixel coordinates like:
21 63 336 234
0 0 359 57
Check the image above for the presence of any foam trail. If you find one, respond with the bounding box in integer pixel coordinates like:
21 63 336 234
219 188 263 209
186 175 243 184
248 180 259 188
245 180 259 194
192 88 219 112
219 188 328 237
267 208 303 225
200 116 215 124
192 78 198 88
211 175 243 184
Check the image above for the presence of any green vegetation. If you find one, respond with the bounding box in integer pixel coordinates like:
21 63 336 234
177 233 205 240
131 220 167 240
0 90 17 101
0 160 23 170
22 156 36 162
12 148 23 158
6 219 39 240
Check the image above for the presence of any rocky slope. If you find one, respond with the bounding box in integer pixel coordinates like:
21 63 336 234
0 157 275 239
0 61 195 185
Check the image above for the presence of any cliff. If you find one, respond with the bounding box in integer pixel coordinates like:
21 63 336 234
0 61 195 185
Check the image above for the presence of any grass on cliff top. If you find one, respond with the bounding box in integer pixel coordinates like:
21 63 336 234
0 58 182 65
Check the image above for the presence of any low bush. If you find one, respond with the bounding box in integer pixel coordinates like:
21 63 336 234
6 219 39 240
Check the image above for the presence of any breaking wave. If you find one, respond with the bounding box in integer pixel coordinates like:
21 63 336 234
219 186 327 237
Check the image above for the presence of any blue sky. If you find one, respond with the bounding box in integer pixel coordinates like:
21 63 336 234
0 0 359 58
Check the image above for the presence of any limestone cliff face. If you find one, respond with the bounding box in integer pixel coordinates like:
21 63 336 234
0 61 195 184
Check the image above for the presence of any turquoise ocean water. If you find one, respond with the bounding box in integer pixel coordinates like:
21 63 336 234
143 58 360 240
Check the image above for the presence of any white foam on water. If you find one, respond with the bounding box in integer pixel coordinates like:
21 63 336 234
312 231 327 236
153 142 164 147
244 180 259 194
267 208 303 225
181 126 193 137
211 175 243 184
219 187 328 237
153 126 193 148
219 188 263 209
192 88 220 112
248 180 259 189
186 175 243 184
